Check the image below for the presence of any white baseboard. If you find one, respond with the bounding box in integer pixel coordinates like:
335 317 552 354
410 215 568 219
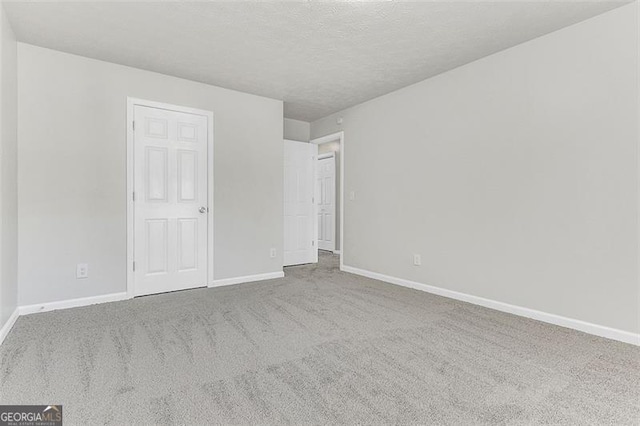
0 308 20 346
333 250 342 255
2 272 285 346
341 265 639 346
19 292 129 316
5 267 636 347
209 271 285 288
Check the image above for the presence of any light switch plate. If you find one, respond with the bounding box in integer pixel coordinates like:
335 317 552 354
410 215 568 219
413 254 421 266
270 248 277 258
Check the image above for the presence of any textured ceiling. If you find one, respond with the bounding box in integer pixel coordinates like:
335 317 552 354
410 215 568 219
3 0 629 121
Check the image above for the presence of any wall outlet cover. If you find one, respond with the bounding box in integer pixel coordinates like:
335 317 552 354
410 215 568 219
76 263 89 279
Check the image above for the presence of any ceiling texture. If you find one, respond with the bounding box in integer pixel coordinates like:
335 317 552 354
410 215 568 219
4 0 629 122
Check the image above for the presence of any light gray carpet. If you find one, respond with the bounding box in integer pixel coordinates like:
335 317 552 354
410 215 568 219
1 252 638 425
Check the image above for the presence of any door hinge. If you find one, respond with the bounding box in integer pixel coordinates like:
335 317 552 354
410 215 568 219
132 121 136 131
133 261 136 271
312 240 315 246
132 192 136 202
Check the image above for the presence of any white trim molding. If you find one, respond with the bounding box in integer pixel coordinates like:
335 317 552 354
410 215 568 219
0 308 20 346
209 271 285 288
1 269 285 346
341 265 640 346
19 292 129 316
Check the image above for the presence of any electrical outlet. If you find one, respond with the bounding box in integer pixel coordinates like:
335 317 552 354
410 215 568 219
270 248 277 258
413 254 421 266
76 263 89 279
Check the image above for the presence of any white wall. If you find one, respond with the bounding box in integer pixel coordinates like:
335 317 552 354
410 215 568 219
312 4 639 334
284 118 310 142
18 44 284 306
0 5 18 329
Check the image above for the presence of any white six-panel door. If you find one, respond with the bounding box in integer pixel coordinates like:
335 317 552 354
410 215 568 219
317 153 335 251
284 140 317 266
133 105 208 296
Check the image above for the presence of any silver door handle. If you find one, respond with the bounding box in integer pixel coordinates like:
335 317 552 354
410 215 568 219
199 207 207 214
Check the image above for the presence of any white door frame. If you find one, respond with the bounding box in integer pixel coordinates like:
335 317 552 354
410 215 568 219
316 152 336 252
310 131 344 270
126 97 214 298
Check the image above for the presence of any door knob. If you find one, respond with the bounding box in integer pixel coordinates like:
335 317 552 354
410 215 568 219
199 207 207 214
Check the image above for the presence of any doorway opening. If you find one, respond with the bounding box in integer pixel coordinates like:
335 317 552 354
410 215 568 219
316 152 336 252
311 132 344 269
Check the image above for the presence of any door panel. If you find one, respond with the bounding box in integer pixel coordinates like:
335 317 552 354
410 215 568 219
284 140 317 266
177 218 198 271
177 150 198 202
146 219 168 274
317 155 336 251
145 147 168 201
134 105 208 296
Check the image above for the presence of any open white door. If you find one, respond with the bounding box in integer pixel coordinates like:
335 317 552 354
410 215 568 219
284 140 317 266
317 153 336 251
